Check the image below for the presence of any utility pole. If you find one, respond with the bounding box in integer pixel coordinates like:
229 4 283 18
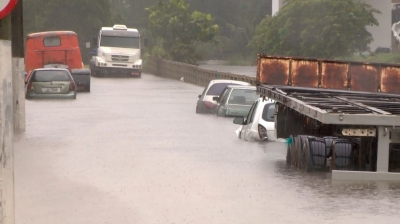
0 13 15 224
11 0 25 132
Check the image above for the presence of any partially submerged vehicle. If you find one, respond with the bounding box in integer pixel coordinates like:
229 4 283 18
233 97 276 142
214 85 259 117
25 68 77 100
89 24 143 77
196 80 250 114
25 31 90 92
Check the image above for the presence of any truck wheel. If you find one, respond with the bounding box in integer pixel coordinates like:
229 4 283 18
331 139 353 171
290 136 299 168
302 139 314 172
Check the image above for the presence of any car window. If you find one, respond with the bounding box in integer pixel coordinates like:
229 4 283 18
262 104 275 122
206 83 239 95
32 70 71 82
228 89 258 105
246 101 258 124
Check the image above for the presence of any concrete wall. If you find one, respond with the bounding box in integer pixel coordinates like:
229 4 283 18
0 40 15 224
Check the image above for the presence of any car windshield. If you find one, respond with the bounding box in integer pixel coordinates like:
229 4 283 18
262 104 275 122
228 89 258 105
206 83 240 95
32 70 70 82
100 36 140 48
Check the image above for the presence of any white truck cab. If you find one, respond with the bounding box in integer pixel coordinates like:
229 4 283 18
91 24 142 77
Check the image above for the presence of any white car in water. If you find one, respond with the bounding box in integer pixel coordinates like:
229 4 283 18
196 79 250 114
233 97 276 141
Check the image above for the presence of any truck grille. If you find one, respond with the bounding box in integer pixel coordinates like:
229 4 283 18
111 55 129 62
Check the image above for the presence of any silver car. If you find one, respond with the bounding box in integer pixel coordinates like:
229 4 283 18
25 68 77 99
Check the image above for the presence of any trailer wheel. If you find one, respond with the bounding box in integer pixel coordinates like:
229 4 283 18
297 135 312 169
302 138 314 172
307 137 327 171
293 136 302 169
331 139 353 171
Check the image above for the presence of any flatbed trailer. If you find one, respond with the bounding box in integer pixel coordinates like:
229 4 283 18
256 54 400 181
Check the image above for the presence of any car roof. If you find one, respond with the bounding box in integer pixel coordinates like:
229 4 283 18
209 79 250 85
226 85 256 90
33 68 69 72
256 97 275 105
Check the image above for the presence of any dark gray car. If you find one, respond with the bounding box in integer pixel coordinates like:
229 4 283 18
25 68 77 99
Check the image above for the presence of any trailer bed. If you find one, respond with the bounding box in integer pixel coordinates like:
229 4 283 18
257 85 400 126
256 55 400 181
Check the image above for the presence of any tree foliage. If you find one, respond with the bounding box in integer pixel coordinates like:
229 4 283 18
250 0 380 59
145 0 219 64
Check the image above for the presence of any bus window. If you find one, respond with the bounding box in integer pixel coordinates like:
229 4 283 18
43 36 61 47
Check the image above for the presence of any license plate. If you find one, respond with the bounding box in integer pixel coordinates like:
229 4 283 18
42 87 61 93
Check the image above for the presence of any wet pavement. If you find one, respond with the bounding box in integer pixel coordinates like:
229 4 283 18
15 73 400 224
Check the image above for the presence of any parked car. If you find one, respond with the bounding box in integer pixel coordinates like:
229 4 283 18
233 97 276 141
196 79 250 114
25 68 77 99
214 85 259 117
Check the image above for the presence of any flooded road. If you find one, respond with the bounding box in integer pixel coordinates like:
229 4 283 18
15 73 400 224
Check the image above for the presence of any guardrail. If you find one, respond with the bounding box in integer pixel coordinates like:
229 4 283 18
143 56 256 87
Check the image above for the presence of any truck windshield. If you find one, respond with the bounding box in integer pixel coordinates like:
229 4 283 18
100 36 140 49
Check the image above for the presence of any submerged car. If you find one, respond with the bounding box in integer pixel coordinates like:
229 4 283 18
233 97 276 141
25 68 77 99
196 79 250 114
214 85 259 117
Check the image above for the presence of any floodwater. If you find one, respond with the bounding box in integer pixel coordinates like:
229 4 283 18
14 73 400 224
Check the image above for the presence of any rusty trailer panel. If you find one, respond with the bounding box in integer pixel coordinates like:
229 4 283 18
258 57 290 85
291 58 319 88
257 54 400 94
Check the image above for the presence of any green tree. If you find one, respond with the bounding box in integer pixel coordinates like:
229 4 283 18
250 0 380 59
146 0 219 64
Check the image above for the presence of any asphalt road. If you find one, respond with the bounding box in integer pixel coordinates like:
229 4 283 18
15 73 400 224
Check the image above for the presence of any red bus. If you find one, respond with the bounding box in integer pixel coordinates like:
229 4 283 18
25 31 91 92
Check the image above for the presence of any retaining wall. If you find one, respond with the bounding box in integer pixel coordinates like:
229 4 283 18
143 56 256 87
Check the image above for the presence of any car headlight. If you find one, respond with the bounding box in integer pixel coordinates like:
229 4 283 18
258 124 268 141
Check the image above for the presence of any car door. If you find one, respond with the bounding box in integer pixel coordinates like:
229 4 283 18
241 101 258 140
217 88 230 115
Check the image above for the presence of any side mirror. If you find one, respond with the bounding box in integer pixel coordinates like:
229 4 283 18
198 94 202 99
233 117 245 125
86 42 91 49
213 96 219 102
